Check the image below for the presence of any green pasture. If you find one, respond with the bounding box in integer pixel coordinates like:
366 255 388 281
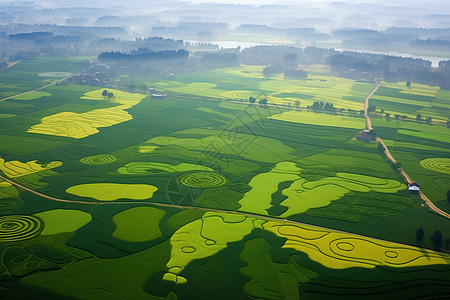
140 65 374 109
371 82 450 121
0 63 449 299
372 118 450 206
0 57 86 99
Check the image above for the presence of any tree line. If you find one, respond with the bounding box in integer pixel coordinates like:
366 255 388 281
98 49 189 61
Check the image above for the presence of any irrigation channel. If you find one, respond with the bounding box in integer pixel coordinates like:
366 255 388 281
364 84 450 219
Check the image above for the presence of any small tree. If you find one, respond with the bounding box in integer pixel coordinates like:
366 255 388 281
295 100 300 108
406 81 411 88
431 230 443 251
107 92 114 99
426 117 432 124
416 113 422 120
415 227 424 245
385 112 390 118
377 143 385 153
258 98 268 106
249 96 256 104
102 89 108 97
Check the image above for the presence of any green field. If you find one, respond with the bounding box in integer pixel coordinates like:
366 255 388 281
138 65 375 110
0 59 449 299
372 117 450 206
371 81 450 121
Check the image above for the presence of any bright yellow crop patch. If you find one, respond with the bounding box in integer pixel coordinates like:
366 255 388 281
138 146 159 153
0 181 12 187
164 211 450 284
265 222 450 269
27 89 146 139
66 183 158 201
0 156 62 178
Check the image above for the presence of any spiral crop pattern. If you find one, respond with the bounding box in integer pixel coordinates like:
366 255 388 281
420 158 450 175
179 172 227 188
0 215 43 242
80 154 117 165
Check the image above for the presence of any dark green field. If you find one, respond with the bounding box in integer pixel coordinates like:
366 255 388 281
0 59 449 299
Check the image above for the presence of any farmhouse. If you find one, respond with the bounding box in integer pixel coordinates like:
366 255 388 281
151 93 168 99
408 181 420 194
356 131 373 142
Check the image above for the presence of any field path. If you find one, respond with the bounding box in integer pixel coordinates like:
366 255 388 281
364 84 450 220
0 73 76 102
1 172 440 250
4 60 22 69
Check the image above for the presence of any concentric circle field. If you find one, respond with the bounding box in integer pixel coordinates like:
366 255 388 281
420 158 450 175
0 215 43 242
179 172 227 188
80 154 117 165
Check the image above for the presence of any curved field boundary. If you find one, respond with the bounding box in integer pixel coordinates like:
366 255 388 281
364 84 450 220
1 172 448 254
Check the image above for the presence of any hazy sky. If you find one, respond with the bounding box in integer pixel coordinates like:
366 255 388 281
1 0 449 29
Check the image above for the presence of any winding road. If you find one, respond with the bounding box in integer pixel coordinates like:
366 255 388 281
364 84 450 219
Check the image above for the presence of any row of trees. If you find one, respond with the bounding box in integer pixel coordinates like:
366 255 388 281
248 96 268 105
309 101 336 111
98 49 188 61
416 228 449 251
416 114 433 124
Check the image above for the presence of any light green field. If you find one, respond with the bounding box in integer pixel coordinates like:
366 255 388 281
12 91 52 100
118 162 214 175
112 206 165 242
0 114 15 118
149 65 374 109
269 110 365 129
238 162 301 215
38 72 73 78
279 172 405 218
146 130 296 163
371 81 450 121
34 209 92 235
66 183 158 201
420 158 450 175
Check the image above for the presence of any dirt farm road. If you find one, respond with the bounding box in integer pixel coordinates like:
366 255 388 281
2 172 445 250
364 84 450 220
0 73 76 103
